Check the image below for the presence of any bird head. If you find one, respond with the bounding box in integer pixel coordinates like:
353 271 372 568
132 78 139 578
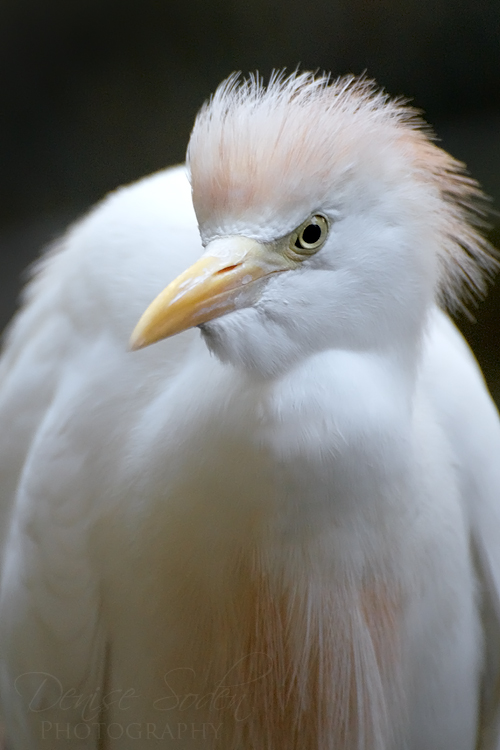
131 73 494 378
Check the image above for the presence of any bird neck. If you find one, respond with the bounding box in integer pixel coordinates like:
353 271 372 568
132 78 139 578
245 341 416 536
123 339 418 749
212 344 414 749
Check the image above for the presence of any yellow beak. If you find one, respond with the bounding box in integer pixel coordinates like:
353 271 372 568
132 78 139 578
130 236 292 350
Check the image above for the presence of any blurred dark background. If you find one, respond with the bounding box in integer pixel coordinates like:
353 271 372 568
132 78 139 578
0 0 499 395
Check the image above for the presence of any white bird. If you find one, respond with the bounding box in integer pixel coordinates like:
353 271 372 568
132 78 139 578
0 72 499 750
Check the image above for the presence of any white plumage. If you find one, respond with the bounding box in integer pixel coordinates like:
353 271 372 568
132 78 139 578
0 72 500 749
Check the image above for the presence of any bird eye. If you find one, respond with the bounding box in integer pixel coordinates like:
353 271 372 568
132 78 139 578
293 215 329 254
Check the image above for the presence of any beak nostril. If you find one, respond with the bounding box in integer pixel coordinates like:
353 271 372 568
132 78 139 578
215 263 242 275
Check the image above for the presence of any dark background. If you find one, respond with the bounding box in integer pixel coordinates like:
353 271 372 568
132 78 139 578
0 0 499 396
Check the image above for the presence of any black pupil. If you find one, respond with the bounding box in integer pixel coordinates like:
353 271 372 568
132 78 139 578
301 223 322 245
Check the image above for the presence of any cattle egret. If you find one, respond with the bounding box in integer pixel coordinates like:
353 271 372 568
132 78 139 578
0 72 500 750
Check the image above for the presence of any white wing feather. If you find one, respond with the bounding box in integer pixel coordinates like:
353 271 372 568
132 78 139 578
421 310 500 749
0 166 203 747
